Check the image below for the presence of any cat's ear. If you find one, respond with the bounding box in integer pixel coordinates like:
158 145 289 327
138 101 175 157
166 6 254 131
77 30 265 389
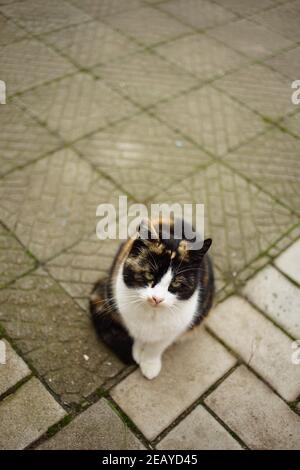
137 218 159 241
199 238 212 255
186 238 212 262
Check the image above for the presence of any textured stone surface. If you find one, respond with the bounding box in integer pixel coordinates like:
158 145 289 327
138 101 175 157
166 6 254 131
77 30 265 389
207 296 300 401
213 0 277 16
243 266 300 339
157 405 242 450
265 46 300 81
275 239 300 285
68 0 142 19
38 399 144 450
206 366 300 449
0 270 124 404
283 111 300 139
251 1 300 42
0 377 66 449
0 13 27 46
15 73 137 142
154 85 267 157
112 328 236 440
0 339 30 396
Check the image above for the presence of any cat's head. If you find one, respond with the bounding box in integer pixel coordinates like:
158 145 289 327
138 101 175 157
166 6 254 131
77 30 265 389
122 219 212 309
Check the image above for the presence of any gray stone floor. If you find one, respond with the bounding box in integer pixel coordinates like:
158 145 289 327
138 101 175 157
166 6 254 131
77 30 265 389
0 0 299 450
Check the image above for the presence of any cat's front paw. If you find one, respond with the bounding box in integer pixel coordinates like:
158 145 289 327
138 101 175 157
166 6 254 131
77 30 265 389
140 358 161 380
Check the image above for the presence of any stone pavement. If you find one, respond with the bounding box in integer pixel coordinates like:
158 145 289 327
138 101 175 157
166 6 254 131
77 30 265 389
0 0 300 450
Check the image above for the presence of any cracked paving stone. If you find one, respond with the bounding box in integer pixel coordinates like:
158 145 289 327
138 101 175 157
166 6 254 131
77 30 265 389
74 113 213 202
0 339 31 396
205 365 300 449
243 265 300 339
152 163 297 280
207 296 300 401
214 64 294 120
43 20 140 69
0 269 124 404
94 50 197 108
0 38 76 97
68 0 142 19
265 45 300 81
275 238 300 285
0 103 62 177
223 128 300 214
282 111 300 139
0 13 27 46
14 72 138 142
0 148 125 261
212 0 278 17
0 0 91 35
154 85 267 157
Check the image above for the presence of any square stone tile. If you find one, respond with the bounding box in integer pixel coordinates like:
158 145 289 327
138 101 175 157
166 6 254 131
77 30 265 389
207 296 300 401
0 339 30 396
0 0 91 35
105 6 192 46
0 38 75 97
154 85 267 157
0 269 124 404
15 73 137 142
206 365 300 449
38 399 144 449
157 405 242 450
224 128 300 213
160 0 236 30
213 0 280 16
75 113 213 201
152 163 297 279
282 111 300 138
265 46 300 81
243 266 300 339
112 328 236 440
208 18 292 59
275 239 300 285
214 64 294 120
0 13 27 46
0 103 62 177
0 224 35 288
155 33 247 81
94 51 197 108
43 20 139 69
0 148 123 261
68 0 142 19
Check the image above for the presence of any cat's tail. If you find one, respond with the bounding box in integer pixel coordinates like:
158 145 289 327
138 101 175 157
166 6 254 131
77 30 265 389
90 279 134 365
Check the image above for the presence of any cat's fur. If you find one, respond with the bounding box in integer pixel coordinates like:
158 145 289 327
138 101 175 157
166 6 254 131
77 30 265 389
90 218 214 379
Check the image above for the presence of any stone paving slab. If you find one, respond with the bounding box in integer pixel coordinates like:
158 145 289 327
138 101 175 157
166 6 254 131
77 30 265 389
0 339 30 396
243 266 300 339
282 111 300 139
0 377 66 449
275 239 300 285
265 45 300 81
206 365 300 450
0 269 124 404
154 85 267 157
38 399 144 450
212 0 278 17
0 38 76 97
0 13 27 46
15 72 138 143
68 0 142 20
111 328 236 440
157 405 242 450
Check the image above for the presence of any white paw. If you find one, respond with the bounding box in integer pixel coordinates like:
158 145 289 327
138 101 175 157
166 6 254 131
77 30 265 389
132 341 143 365
140 359 161 380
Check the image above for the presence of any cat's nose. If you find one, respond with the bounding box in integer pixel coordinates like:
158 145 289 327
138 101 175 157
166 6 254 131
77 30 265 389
149 295 164 306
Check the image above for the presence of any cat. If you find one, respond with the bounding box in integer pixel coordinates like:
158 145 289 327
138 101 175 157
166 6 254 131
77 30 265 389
90 218 214 380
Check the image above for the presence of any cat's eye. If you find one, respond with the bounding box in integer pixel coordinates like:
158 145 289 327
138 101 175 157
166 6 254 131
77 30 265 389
145 273 153 282
171 279 181 288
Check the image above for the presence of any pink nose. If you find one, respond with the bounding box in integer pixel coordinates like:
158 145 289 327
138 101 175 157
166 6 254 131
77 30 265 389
152 296 164 305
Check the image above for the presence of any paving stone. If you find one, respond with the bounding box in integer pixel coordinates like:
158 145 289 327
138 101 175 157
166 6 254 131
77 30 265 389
275 239 300 285
152 163 297 283
0 339 30 396
0 13 27 46
0 270 124 404
208 18 292 59
43 20 139 69
243 266 300 339
0 0 91 35
282 111 300 139
0 224 35 288
206 365 300 449
160 0 236 30
0 103 62 176
68 0 142 19
212 0 277 16
38 399 144 450
224 128 300 213
105 6 192 47
0 38 75 97
267 224 300 259
0 377 66 449
15 73 137 142
155 33 247 81
154 85 266 157
265 46 300 81
95 51 197 108
207 296 300 401
0 148 123 261
214 64 293 120
111 328 236 440
75 113 213 201
157 405 242 450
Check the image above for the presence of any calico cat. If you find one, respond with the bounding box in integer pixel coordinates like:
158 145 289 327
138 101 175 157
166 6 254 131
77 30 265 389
90 218 214 380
